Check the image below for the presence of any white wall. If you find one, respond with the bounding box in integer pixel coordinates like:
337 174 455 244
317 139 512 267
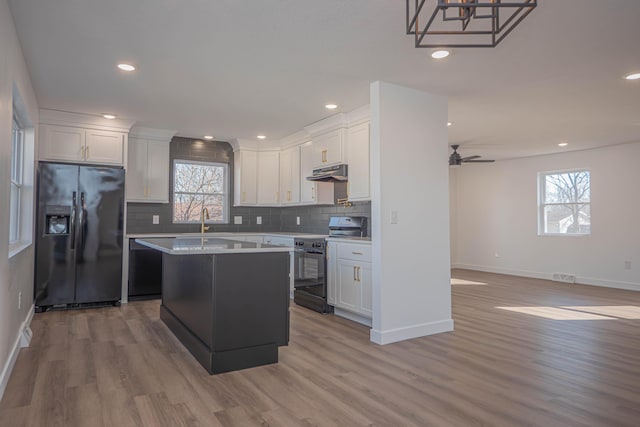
0 0 39 400
451 142 640 291
370 81 453 345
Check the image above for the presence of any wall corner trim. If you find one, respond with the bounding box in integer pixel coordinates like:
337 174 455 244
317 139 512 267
370 319 454 345
0 304 35 402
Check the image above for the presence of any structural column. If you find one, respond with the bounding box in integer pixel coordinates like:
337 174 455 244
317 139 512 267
370 81 453 344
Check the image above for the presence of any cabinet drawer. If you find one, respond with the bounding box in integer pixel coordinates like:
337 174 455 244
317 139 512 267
337 243 372 261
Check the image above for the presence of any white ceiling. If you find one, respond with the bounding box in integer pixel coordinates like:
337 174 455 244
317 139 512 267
8 0 640 160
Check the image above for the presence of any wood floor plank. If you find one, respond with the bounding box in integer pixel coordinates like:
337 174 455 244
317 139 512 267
2 269 640 426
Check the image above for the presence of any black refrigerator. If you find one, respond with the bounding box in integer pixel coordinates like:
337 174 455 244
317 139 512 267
35 162 125 310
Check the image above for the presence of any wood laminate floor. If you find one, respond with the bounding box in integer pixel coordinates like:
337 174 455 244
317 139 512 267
1 269 639 426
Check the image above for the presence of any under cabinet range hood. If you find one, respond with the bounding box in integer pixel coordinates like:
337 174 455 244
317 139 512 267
306 164 348 182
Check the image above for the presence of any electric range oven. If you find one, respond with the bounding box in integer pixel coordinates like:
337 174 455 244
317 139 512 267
293 238 332 313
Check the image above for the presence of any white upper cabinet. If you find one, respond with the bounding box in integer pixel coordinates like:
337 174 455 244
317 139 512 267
311 128 345 168
257 151 280 205
346 122 370 201
85 129 126 165
279 146 300 205
126 136 171 203
300 143 334 205
234 150 258 206
40 124 125 166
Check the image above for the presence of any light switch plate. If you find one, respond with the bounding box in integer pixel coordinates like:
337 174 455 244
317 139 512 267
296 216 301 225
390 211 398 224
256 216 262 225
152 215 160 225
234 216 242 225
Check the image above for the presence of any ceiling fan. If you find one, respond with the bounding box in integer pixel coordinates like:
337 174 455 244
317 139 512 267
449 144 495 166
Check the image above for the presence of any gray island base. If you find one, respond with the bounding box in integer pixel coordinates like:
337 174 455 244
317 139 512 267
136 237 291 374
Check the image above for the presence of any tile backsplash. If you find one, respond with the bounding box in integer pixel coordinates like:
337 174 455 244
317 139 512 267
126 136 371 236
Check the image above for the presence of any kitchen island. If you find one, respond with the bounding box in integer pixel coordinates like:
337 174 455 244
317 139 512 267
135 237 292 374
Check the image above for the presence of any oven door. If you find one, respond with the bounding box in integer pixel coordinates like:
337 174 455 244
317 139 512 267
294 248 326 297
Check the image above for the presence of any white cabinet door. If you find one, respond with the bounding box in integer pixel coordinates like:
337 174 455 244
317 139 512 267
346 122 370 201
300 143 334 205
126 137 148 200
332 241 372 318
337 259 360 312
359 262 373 317
127 137 170 202
40 125 85 162
263 236 293 247
257 151 280 205
146 140 170 202
312 128 345 168
85 129 125 165
280 146 300 205
326 242 338 305
234 150 258 205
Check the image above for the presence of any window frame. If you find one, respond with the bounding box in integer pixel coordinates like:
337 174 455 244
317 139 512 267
172 159 230 224
10 113 24 245
538 168 591 237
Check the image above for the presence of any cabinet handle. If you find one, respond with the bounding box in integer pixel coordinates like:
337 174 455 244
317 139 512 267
353 266 357 282
86 145 90 159
322 149 327 163
287 190 291 201
312 186 315 199
357 266 361 282
276 191 279 202
352 251 363 255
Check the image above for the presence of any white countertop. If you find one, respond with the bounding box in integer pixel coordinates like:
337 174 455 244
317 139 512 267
126 232 328 239
135 237 293 255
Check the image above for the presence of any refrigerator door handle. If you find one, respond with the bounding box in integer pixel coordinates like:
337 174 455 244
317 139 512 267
78 192 85 252
70 191 77 249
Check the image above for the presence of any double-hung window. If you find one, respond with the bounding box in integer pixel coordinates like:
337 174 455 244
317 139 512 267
538 170 591 235
173 160 229 223
10 114 24 244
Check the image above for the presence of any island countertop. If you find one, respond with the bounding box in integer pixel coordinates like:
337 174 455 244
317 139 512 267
135 237 293 255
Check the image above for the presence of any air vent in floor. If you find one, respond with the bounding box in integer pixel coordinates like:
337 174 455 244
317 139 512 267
552 273 576 283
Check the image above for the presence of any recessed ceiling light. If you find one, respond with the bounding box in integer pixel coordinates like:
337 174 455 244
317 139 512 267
325 104 338 110
204 135 213 140
431 49 451 59
257 135 266 140
625 72 640 80
102 114 116 119
558 142 569 147
117 63 136 72
447 122 452 127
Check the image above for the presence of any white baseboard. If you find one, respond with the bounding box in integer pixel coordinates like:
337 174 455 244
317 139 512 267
452 263 640 292
370 318 454 345
0 304 35 402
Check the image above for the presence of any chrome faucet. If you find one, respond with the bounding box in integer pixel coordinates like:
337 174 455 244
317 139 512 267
201 207 210 234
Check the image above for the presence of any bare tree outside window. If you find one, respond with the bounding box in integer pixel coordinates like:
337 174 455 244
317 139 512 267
173 160 229 223
539 170 590 235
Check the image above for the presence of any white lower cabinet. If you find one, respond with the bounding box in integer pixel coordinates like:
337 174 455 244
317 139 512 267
327 240 372 322
263 236 294 247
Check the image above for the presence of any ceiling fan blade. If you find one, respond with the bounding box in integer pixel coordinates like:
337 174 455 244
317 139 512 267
461 155 481 161
463 159 495 163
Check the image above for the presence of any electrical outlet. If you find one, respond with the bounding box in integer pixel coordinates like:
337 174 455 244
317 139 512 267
18 291 22 309
256 216 262 225
234 216 242 225
152 215 160 225
296 216 301 225
624 261 631 270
